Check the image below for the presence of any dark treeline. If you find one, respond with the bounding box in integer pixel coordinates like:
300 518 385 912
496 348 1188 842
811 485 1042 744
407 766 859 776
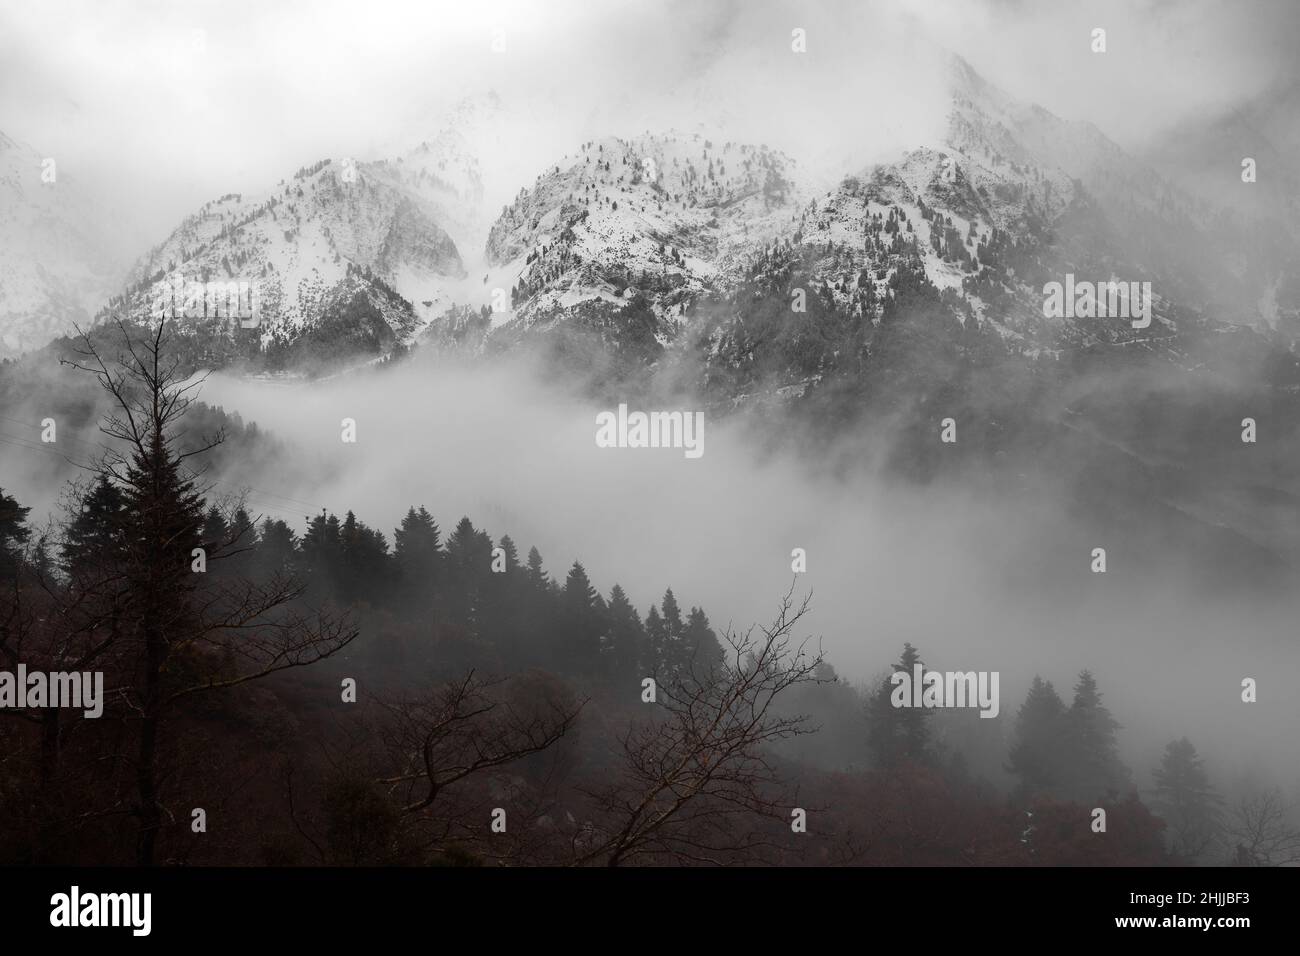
269 504 725 690
1 321 1296 868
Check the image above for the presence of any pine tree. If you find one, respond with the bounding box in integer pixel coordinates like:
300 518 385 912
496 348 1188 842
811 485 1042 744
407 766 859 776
479 534 521 657
562 562 601 670
660 588 683 637
1153 737 1223 862
645 605 668 674
444 517 488 631
339 511 390 602
115 374 206 865
445 517 479 564
393 506 441 595
866 642 935 769
301 511 344 586
525 546 548 590
60 476 125 576
605 584 646 684
255 518 297 576
65 322 358 864
201 506 229 551
1060 670 1130 802
0 486 30 578
497 535 519 574
1007 676 1067 797
229 507 256 548
658 588 687 673
513 545 559 665
681 606 724 675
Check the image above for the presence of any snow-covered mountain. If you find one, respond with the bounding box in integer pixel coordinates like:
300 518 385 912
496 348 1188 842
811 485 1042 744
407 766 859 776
460 53 1299 391
758 54 1168 354
482 132 804 337
0 131 132 357
5 56 1297 379
102 155 465 368
91 92 567 370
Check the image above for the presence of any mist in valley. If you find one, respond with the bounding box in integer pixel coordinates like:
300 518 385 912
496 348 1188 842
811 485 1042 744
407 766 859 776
97 347 1289 803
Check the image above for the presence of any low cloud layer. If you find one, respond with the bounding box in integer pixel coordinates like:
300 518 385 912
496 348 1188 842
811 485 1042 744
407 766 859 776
183 352 1300 794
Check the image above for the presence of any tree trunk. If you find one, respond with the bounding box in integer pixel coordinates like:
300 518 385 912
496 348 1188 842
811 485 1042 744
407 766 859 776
135 624 164 865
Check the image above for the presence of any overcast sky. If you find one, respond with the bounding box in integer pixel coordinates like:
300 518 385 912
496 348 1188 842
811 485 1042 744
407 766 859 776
2 0 1298 238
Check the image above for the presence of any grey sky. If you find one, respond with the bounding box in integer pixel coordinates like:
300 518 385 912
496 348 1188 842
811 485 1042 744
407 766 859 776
2 0 1296 243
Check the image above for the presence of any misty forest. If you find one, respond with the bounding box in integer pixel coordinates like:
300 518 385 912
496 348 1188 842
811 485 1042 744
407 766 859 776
3 1 1300 872
1 303 1295 867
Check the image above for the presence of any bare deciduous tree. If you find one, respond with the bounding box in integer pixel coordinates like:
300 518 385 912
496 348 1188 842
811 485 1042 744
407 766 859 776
575 586 826 866
378 671 581 806
1228 788 1300 866
281 671 585 865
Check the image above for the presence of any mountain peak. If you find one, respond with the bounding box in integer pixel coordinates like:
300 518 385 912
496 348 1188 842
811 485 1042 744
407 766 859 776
944 53 985 97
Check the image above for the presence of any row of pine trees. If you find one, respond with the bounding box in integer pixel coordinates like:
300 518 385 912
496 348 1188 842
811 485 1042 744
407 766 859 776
0 481 1257 865
55 477 725 688
865 642 1229 863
